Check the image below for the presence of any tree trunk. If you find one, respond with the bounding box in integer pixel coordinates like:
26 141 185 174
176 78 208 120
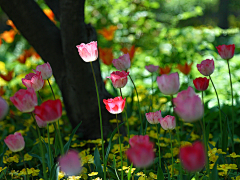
218 0 230 29
0 0 119 139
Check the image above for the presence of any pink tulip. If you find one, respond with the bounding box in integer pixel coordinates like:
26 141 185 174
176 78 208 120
22 71 44 91
103 96 126 114
197 59 214 76
34 99 62 123
4 132 25 152
160 115 176 130
216 44 235 60
129 135 150 147
145 110 162 124
107 71 129 88
33 62 52 80
157 72 180 95
0 97 8 120
112 53 131 71
179 141 206 172
10 88 38 113
126 135 154 168
76 41 98 62
173 86 204 122
58 150 82 176
145 65 159 73
193 77 209 91
35 115 47 128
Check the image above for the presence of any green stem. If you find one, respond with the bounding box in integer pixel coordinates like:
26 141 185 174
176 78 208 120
120 88 130 141
156 124 161 168
227 60 235 152
151 73 153 111
90 62 106 180
170 132 174 179
20 151 29 180
116 114 123 180
47 79 56 100
31 113 47 180
128 74 143 135
38 91 43 102
53 122 64 155
209 76 222 142
47 124 53 169
201 91 210 179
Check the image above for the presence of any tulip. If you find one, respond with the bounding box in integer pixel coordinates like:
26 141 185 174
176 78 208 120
145 65 159 73
103 96 126 114
160 115 176 130
107 71 129 88
35 115 47 128
22 71 44 91
98 25 118 41
0 97 8 120
76 41 98 62
10 88 38 113
58 150 82 176
197 59 214 76
0 70 14 82
216 44 235 60
126 135 154 168
159 65 171 75
99 47 114 65
193 77 209 91
179 141 206 172
112 53 131 71
173 86 204 122
121 45 136 62
4 132 25 152
34 99 62 123
157 72 180 95
33 62 52 80
129 135 151 147
176 62 193 75
145 110 162 124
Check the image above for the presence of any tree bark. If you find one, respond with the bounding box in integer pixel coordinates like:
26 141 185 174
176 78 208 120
0 0 118 139
218 0 230 29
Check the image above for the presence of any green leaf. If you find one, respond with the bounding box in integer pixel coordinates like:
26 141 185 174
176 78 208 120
49 163 59 180
128 163 133 180
94 147 104 178
0 144 7 166
164 160 171 180
211 159 219 180
105 122 125 164
222 119 228 152
64 121 82 153
157 166 164 180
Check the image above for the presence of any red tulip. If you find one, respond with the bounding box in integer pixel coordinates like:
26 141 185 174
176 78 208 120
34 99 62 123
193 77 209 91
176 62 193 75
10 88 38 113
121 45 136 62
159 65 171 75
197 59 214 76
58 150 82 176
107 71 129 88
99 47 114 65
4 132 25 152
35 115 47 128
179 141 206 172
216 44 235 60
103 96 126 114
145 110 162 124
76 41 98 62
129 135 151 147
22 71 44 91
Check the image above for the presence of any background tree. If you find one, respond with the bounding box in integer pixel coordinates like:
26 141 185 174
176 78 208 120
0 0 116 139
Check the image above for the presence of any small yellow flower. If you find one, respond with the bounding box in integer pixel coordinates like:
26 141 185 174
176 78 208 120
149 172 157 179
58 171 65 179
125 167 136 174
216 149 226 154
109 119 121 123
0 167 7 173
227 152 240 158
118 166 129 171
68 176 81 180
4 150 12 156
88 172 98 176
163 153 172 158
24 153 32 161
209 154 218 163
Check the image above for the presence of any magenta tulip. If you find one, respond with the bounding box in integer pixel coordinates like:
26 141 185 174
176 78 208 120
103 96 126 114
197 59 214 76
22 71 44 91
145 110 162 124
173 86 204 122
0 97 8 120
160 115 176 130
33 62 52 80
157 72 180 95
112 53 131 71
4 132 25 152
10 88 38 113
145 65 159 73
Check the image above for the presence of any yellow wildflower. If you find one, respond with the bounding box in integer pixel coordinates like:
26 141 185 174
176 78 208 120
125 167 136 174
227 152 240 158
209 154 218 163
24 153 32 161
88 172 98 176
149 172 157 179
82 155 94 165
68 176 81 180
58 171 65 179
217 149 226 154
163 153 172 158
0 167 7 172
